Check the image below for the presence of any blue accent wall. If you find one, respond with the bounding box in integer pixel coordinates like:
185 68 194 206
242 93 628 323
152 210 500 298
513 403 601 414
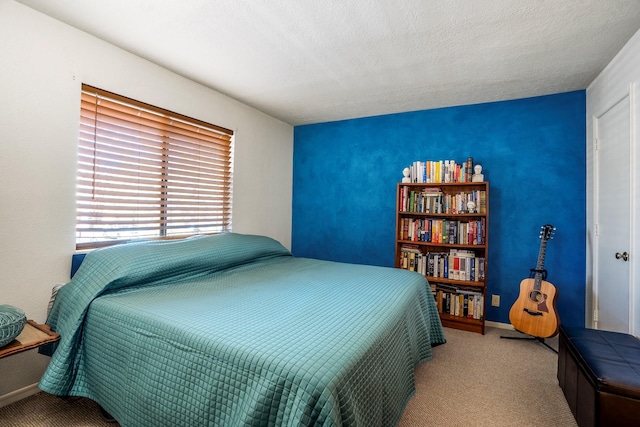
292 91 586 327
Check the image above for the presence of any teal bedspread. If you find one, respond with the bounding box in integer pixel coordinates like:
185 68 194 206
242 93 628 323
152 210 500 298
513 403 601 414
40 233 445 426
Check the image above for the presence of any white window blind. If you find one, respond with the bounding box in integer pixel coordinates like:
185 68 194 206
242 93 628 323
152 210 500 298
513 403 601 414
76 84 233 249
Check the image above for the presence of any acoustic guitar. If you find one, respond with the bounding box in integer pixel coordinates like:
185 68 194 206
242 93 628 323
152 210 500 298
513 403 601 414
509 224 559 338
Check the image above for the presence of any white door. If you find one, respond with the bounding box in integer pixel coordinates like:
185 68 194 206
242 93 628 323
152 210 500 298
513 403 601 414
595 95 631 333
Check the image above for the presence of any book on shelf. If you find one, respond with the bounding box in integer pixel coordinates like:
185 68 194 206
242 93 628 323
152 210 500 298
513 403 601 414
434 284 484 320
479 190 487 214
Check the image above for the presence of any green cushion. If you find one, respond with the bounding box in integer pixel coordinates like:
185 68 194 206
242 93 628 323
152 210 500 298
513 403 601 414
0 305 27 348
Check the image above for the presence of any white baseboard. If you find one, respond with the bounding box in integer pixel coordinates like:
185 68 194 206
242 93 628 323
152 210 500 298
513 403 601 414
485 320 515 330
0 383 40 408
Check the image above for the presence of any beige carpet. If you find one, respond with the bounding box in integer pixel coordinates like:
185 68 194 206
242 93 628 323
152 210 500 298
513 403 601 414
0 326 576 426
399 327 576 427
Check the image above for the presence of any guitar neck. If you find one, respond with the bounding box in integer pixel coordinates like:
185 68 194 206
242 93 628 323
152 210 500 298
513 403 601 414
533 239 548 289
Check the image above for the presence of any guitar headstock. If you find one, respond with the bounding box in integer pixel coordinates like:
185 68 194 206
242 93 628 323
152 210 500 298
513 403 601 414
540 224 556 241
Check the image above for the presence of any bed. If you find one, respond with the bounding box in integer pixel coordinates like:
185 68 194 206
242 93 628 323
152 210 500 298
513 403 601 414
39 233 446 426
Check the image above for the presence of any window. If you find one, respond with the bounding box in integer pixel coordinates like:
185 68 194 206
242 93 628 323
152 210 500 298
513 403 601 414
76 84 233 249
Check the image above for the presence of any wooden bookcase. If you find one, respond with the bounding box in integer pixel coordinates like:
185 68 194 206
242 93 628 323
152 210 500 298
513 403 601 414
395 182 489 334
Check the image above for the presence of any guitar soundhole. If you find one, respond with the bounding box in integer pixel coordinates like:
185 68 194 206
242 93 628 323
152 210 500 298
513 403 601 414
529 290 544 303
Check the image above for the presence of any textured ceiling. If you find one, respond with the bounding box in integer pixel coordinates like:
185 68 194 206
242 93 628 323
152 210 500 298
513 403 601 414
15 0 640 125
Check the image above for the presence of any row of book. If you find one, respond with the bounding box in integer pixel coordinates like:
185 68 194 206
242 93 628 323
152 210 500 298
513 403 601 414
399 246 486 282
435 287 484 320
399 218 486 245
399 186 487 214
408 158 475 183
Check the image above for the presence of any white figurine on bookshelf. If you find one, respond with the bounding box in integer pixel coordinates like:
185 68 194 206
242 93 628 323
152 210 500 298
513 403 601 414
402 167 411 183
466 200 476 213
471 164 484 182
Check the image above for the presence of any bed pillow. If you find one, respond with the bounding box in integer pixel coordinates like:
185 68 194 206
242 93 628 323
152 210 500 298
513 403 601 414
0 305 27 348
47 285 65 316
71 233 292 291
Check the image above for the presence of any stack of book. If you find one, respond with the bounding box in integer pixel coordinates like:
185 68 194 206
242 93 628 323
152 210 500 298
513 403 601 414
407 157 476 183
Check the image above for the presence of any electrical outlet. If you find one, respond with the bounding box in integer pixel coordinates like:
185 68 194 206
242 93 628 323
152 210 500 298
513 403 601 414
491 294 500 307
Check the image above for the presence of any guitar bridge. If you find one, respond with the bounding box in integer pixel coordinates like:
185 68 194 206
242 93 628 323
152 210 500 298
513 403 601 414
524 308 543 316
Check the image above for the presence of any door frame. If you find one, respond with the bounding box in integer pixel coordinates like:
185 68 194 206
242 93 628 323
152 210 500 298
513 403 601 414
592 89 634 332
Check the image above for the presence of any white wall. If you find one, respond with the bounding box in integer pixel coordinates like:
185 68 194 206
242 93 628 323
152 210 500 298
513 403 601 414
0 0 293 402
586 28 640 334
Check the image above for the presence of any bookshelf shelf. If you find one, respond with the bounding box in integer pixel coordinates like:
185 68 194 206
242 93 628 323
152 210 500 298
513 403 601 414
398 212 483 218
395 181 489 334
424 276 486 288
438 313 484 329
397 240 486 249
